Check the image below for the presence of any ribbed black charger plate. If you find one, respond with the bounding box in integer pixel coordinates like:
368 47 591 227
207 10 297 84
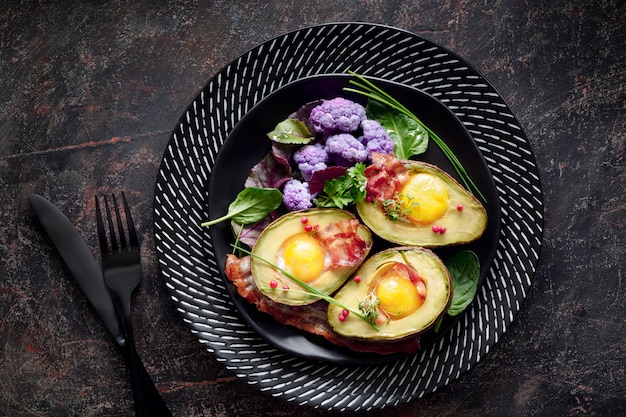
153 23 543 412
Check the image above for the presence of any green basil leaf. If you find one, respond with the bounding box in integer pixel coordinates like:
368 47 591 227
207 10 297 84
445 250 480 316
201 187 282 227
267 118 314 144
366 100 428 159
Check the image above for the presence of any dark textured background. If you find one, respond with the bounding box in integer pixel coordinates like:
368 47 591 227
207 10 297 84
1 1 625 416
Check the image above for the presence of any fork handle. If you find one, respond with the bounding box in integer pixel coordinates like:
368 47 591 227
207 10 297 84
127 348 174 417
120 323 173 417
125 328 149 416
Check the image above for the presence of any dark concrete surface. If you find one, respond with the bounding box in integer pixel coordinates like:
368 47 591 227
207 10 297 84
1 1 625 416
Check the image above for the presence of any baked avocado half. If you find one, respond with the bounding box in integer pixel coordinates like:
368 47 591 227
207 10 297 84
356 160 487 247
251 209 372 306
328 247 452 341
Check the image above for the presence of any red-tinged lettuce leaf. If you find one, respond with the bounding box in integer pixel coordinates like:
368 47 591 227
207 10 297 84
245 153 292 190
271 142 296 175
289 99 323 134
232 213 276 248
308 165 348 195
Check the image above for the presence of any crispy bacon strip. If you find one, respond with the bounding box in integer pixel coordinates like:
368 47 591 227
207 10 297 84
224 254 421 355
316 219 368 268
364 153 410 201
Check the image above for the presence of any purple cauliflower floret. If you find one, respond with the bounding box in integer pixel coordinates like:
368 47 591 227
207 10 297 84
309 97 366 133
282 179 313 211
293 143 329 180
325 133 368 167
360 119 394 160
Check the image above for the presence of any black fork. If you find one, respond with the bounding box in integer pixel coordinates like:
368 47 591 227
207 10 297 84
96 193 142 320
96 192 171 417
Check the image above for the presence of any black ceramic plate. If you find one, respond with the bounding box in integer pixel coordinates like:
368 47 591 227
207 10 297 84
153 23 543 411
208 74 501 364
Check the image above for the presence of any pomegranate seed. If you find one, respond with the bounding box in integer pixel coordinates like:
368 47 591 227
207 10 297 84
304 224 313 232
432 225 440 233
457 204 463 211
338 313 346 322
353 276 361 283
269 280 278 289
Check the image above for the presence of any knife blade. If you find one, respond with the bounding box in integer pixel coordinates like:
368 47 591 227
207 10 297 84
29 193 172 416
28 193 125 346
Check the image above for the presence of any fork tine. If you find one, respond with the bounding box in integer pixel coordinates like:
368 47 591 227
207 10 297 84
103 195 119 252
112 194 127 249
95 195 108 253
121 191 138 248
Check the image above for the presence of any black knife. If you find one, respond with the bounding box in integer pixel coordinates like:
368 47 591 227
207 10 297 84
28 194 124 344
28 194 172 416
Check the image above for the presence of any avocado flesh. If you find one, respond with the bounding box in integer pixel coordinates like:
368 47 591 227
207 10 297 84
251 209 372 306
328 247 452 341
356 161 487 247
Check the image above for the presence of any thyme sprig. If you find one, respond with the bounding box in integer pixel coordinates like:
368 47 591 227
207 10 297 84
344 72 487 202
231 243 379 331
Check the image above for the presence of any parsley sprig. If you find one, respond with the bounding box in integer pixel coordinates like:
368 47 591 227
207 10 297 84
313 162 367 208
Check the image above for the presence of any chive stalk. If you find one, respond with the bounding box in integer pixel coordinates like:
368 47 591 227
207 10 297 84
231 243 379 331
344 72 486 202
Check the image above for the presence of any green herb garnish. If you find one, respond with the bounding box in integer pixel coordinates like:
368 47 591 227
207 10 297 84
313 162 368 208
433 250 480 332
344 72 486 202
266 118 314 144
358 292 382 325
365 99 429 159
201 187 282 227
445 250 480 316
381 192 419 222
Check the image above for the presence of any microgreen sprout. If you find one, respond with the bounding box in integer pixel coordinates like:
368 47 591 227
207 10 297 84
382 192 418 222
232 243 379 330
358 291 382 325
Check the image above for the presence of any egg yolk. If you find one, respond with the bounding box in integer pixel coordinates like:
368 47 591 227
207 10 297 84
375 274 422 319
280 233 326 283
400 173 450 224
